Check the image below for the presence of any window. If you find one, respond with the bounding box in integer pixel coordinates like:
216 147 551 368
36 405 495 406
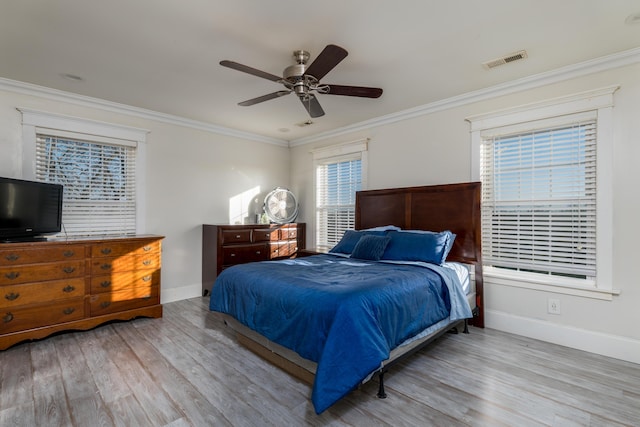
312 139 368 250
36 133 137 236
467 86 618 298
480 114 596 279
19 108 149 237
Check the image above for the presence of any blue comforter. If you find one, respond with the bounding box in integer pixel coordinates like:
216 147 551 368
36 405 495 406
209 254 471 413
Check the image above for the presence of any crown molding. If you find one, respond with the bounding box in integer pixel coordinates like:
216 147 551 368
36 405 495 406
0 77 288 147
2 46 638 149
289 46 640 147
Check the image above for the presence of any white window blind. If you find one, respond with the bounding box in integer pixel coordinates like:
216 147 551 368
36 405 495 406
480 115 597 278
36 133 137 237
316 156 362 250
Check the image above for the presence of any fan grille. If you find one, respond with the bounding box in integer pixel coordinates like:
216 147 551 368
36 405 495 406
264 188 299 224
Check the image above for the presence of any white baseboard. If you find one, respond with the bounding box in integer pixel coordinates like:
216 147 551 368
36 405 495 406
161 283 202 304
486 309 640 365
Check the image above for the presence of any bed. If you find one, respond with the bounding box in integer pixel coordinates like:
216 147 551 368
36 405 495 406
209 182 484 413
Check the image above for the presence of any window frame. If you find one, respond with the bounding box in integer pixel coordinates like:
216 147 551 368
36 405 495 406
18 108 149 235
467 86 619 300
311 139 368 250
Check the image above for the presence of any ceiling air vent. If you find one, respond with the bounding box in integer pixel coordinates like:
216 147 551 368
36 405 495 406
483 50 528 69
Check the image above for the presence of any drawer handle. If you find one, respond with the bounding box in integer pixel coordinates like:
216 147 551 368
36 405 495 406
235 234 241 239
230 253 236 257
142 259 152 266
62 285 75 293
100 281 111 288
101 248 112 255
2 312 13 323
63 307 75 315
63 250 74 257
100 302 111 308
143 245 153 251
256 250 261 255
63 267 76 274
5 254 19 262
4 292 19 301
100 263 112 270
142 275 152 282
4 272 19 280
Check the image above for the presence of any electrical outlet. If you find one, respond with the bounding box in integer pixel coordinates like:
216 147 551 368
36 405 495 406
548 298 561 315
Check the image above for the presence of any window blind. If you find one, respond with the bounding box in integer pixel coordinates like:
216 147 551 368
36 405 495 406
480 118 597 278
316 158 362 250
36 134 137 237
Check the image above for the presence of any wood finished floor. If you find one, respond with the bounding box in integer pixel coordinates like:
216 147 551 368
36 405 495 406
1 297 639 427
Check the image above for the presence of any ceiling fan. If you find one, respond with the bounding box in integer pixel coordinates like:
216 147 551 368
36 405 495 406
220 44 383 118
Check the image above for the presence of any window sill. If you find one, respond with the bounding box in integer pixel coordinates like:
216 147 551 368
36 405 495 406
484 267 620 301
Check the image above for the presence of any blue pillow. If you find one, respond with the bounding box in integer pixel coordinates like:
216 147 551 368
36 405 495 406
400 229 456 261
329 230 386 255
350 234 392 261
382 230 455 264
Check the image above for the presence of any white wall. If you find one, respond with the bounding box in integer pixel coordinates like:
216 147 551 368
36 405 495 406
290 62 640 364
0 85 290 302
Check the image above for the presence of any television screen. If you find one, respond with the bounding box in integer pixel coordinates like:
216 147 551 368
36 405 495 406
0 177 63 242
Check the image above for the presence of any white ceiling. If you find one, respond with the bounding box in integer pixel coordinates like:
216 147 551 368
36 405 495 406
1 1 639 143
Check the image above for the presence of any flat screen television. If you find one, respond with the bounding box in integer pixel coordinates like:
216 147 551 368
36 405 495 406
0 177 64 242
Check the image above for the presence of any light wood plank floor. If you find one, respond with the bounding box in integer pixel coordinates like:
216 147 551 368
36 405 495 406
1 297 639 426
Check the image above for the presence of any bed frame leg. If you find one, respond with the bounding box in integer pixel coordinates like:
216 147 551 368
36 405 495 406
463 319 469 334
377 371 387 399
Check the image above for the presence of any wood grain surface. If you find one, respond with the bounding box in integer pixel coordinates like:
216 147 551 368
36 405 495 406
0 297 638 426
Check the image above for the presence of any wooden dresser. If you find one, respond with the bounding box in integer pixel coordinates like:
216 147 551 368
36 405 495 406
0 235 163 350
202 223 305 296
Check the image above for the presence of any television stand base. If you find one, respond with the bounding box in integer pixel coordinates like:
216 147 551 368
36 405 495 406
0 236 48 243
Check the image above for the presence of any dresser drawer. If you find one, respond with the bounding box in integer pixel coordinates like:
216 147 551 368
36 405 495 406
90 269 159 293
276 241 299 258
0 298 85 334
280 227 298 240
91 240 160 258
221 229 252 244
252 229 278 242
0 245 85 266
0 260 85 285
90 253 160 275
223 244 269 265
0 277 86 309
89 285 159 316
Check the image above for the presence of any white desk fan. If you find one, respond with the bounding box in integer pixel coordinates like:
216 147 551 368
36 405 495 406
263 187 299 224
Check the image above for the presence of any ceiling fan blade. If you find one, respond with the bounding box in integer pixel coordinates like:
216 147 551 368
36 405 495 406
238 91 291 106
300 94 325 118
220 60 282 82
325 84 383 98
304 44 348 81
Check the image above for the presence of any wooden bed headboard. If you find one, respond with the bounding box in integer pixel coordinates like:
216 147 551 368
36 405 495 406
355 181 484 327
